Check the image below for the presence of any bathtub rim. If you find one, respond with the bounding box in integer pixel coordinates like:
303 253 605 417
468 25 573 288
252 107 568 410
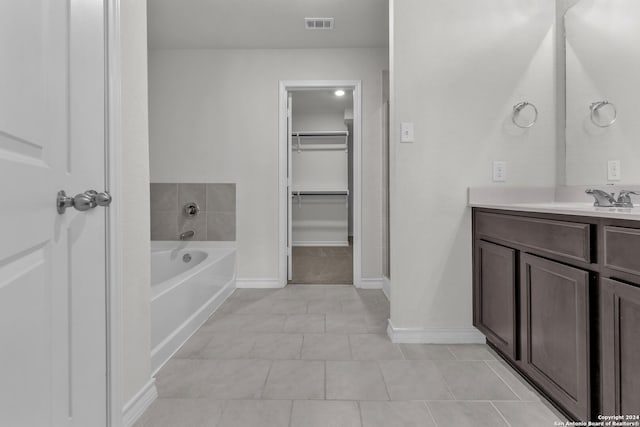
150 241 237 299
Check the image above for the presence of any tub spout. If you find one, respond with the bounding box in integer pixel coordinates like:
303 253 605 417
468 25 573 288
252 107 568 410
180 230 195 240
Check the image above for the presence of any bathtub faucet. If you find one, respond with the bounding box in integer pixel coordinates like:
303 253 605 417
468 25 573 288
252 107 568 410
179 230 195 240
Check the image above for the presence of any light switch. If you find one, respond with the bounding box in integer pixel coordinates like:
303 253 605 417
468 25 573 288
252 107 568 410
608 160 621 181
400 122 414 143
492 161 507 182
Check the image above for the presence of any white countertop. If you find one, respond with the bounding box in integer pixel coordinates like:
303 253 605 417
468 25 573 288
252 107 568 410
468 186 640 221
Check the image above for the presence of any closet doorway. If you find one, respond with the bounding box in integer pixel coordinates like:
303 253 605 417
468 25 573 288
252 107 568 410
279 81 362 286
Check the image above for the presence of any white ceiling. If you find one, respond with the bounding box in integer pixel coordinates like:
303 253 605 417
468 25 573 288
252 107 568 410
147 0 389 49
292 90 353 115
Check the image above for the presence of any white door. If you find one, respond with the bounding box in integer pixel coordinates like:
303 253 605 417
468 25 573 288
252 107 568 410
0 1 108 426
287 93 293 281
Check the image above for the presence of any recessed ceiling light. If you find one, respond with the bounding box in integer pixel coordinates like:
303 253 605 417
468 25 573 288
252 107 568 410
334 90 345 97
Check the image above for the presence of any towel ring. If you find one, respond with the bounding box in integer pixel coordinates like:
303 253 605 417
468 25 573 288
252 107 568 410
512 101 538 128
590 101 617 128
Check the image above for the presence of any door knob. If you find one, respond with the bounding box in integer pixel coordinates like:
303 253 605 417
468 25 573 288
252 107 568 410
73 191 97 211
57 190 112 214
94 191 112 207
57 190 74 214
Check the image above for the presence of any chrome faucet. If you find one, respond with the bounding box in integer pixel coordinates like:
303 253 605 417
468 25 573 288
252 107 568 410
179 230 195 240
616 190 640 208
585 189 639 208
585 189 617 207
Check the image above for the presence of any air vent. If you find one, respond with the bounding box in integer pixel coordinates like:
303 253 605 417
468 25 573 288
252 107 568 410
304 17 334 30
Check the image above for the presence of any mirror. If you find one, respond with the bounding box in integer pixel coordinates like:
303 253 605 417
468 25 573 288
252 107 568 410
564 0 640 185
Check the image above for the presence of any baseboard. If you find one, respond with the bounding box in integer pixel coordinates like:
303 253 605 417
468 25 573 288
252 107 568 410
150 278 235 375
235 278 284 288
382 277 390 300
122 379 158 427
358 277 384 289
292 241 349 247
387 320 485 344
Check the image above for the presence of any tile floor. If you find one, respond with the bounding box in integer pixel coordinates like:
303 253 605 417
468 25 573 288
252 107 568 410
135 285 567 427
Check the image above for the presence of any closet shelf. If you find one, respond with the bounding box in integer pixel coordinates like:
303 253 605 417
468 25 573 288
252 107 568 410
291 143 347 151
291 131 349 137
292 130 349 152
291 189 349 196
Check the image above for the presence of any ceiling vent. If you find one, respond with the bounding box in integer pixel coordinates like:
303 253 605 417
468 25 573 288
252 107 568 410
304 17 334 30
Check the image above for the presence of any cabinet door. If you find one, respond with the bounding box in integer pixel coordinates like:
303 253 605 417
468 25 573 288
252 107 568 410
474 240 517 359
601 278 640 416
520 253 591 420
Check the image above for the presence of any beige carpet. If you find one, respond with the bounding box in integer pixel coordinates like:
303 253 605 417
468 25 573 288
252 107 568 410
289 243 353 284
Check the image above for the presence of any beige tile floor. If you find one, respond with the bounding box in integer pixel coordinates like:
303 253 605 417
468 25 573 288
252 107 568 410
135 285 567 427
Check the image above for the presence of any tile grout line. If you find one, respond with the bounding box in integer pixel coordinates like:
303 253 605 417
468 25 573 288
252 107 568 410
399 343 407 360
324 360 327 400
483 360 525 401
490 401 513 427
211 399 230 427
257 359 274 400
287 399 294 427
433 360 458 401
376 359 393 401
422 400 440 427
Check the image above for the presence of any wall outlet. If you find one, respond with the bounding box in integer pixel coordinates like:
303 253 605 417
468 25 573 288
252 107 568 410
400 122 414 143
492 161 507 182
607 160 621 181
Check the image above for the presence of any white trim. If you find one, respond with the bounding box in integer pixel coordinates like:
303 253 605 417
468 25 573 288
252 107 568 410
151 278 235 375
278 80 363 289
292 241 349 247
106 1 123 426
236 278 284 289
386 320 485 344
382 277 391 301
121 379 157 427
359 277 385 289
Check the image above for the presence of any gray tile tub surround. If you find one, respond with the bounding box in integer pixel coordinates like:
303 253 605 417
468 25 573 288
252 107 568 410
150 183 236 241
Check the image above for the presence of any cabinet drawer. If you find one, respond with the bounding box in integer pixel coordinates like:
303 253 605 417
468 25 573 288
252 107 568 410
475 212 591 263
604 226 640 277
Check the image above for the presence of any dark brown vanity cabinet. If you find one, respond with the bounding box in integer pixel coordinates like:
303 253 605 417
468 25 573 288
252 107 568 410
474 209 640 421
520 253 591 420
473 209 594 421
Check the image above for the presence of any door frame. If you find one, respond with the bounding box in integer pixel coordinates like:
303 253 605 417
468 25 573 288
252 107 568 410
278 80 363 287
106 1 123 425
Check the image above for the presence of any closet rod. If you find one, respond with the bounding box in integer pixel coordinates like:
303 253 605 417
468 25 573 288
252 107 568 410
292 131 349 137
291 190 349 196
292 144 348 152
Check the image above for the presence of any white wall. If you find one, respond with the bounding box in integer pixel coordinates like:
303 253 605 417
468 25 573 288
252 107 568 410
148 48 388 280
390 0 556 334
565 0 640 185
121 0 151 403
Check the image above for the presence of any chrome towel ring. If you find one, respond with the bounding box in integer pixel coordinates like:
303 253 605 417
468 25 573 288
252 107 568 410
512 101 538 128
590 101 617 128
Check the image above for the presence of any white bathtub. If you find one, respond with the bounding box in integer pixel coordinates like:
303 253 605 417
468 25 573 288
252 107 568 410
150 241 236 374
